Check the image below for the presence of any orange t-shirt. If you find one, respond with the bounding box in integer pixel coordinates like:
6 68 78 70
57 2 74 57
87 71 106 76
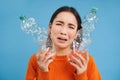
25 53 101 80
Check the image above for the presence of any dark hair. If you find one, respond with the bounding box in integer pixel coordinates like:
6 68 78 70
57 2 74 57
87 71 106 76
49 6 82 31
47 6 82 49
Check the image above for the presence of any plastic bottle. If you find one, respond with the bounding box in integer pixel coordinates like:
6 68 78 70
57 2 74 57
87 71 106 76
73 7 98 52
19 15 48 50
82 7 98 33
80 7 98 52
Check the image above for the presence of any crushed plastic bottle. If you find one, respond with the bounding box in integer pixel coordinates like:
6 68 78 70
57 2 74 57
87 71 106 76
19 15 48 50
73 7 98 52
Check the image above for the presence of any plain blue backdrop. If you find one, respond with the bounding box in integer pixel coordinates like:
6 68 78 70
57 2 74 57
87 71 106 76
0 0 120 80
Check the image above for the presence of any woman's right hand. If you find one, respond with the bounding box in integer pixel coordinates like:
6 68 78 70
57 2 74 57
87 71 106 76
36 48 55 72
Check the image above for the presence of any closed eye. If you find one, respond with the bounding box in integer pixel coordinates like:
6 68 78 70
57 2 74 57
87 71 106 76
69 26 75 29
56 23 62 25
68 23 76 30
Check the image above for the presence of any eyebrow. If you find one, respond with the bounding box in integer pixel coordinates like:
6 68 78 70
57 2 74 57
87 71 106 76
56 21 76 27
56 21 64 24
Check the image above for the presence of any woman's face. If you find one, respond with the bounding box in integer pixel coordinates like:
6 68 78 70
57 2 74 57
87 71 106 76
49 12 78 49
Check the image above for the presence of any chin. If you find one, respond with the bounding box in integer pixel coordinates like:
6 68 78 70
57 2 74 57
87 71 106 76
55 44 71 49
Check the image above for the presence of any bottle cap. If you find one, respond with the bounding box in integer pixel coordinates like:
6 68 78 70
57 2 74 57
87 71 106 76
91 7 98 13
19 15 26 20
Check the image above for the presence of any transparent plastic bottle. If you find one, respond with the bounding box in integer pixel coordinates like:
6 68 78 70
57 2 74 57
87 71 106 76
82 7 98 33
75 7 98 52
19 15 48 50
79 7 98 52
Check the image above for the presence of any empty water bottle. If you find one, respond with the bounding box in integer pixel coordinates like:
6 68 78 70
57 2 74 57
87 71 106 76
19 15 48 50
73 7 98 52
80 7 98 52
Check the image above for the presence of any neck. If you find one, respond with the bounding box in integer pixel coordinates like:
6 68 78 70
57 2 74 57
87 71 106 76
54 46 72 56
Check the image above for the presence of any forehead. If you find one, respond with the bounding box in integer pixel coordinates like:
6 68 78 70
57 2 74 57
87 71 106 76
54 12 77 24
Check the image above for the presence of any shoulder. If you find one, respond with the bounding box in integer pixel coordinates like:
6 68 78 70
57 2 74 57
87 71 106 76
78 50 96 65
28 54 38 68
87 54 101 79
78 50 95 63
87 54 98 69
29 54 37 62
88 54 96 64
89 55 94 61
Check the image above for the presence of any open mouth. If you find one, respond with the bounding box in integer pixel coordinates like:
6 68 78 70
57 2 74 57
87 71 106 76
57 37 67 41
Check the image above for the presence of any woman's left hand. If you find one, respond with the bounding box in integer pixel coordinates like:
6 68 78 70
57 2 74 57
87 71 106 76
69 50 89 74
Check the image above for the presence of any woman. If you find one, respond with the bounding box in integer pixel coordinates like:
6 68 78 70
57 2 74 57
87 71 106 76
25 6 101 80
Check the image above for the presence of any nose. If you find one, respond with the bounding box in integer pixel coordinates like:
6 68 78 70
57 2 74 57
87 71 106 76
60 28 67 35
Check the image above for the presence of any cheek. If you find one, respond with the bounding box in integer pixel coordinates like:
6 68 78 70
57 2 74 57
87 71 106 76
51 27 59 35
50 26 60 39
68 30 77 39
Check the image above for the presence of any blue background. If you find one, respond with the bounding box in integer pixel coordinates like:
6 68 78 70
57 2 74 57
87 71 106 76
0 0 120 80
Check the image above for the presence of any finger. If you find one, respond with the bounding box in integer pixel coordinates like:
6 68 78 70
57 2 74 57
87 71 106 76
42 47 50 59
73 48 77 54
77 50 89 65
44 52 56 63
73 49 87 65
74 50 85 61
78 55 86 65
38 48 50 62
70 55 83 68
72 49 79 59
36 48 42 60
43 47 50 55
46 59 53 67
69 61 80 69
78 54 87 65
